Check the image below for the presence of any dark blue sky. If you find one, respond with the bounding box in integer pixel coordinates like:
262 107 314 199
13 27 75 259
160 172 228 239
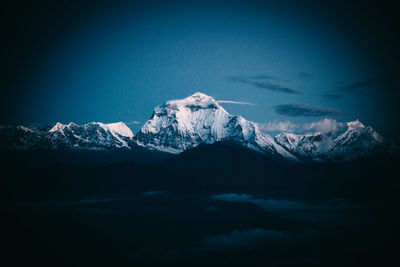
1 0 399 139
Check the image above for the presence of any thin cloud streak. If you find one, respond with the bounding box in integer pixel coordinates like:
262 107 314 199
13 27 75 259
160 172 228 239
217 100 257 106
321 93 343 100
258 120 298 132
227 76 302 95
251 82 303 94
125 121 141 125
322 80 376 100
274 104 344 117
334 80 374 91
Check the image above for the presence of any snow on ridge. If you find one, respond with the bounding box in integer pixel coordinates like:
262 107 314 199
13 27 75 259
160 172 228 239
0 92 386 162
48 122 67 133
136 92 299 160
48 121 133 138
99 122 134 138
163 92 227 113
275 119 384 161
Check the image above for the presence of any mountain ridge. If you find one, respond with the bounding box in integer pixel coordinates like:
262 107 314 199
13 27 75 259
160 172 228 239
0 92 385 162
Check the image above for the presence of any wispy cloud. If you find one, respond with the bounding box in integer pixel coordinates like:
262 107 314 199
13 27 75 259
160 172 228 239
258 120 298 133
213 193 253 202
227 75 302 95
203 228 318 250
257 119 346 134
213 194 311 213
302 119 344 134
125 121 141 125
212 193 362 226
141 190 167 196
322 80 375 100
274 104 343 117
250 82 303 94
217 100 256 106
334 80 374 91
321 92 343 100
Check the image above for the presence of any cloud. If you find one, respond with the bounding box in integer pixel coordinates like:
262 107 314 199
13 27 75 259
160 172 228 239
248 198 310 213
212 194 310 213
257 118 346 135
213 193 253 202
334 80 374 91
203 228 318 250
141 190 167 196
258 120 298 133
321 92 343 100
297 72 313 80
212 194 362 226
274 104 343 117
302 118 344 134
216 100 256 106
212 194 358 214
250 82 303 94
321 80 376 100
126 121 141 125
227 76 302 94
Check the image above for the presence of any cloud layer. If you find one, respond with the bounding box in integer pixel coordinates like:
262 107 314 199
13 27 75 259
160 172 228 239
258 119 345 134
258 120 298 132
274 104 343 117
302 118 344 133
228 75 302 95
125 121 141 125
334 80 374 92
322 80 376 100
203 228 317 250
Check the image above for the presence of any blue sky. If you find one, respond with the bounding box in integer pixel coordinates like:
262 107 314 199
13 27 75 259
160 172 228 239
2 1 399 139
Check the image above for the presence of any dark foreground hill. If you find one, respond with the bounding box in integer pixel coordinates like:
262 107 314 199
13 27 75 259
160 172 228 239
1 142 399 267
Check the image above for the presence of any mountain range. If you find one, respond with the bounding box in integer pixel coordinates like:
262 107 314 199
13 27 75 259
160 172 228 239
0 92 384 162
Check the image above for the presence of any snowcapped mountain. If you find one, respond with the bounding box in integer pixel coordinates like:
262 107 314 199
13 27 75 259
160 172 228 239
47 122 134 149
0 92 386 162
275 120 383 161
135 92 297 160
0 125 48 150
0 122 135 151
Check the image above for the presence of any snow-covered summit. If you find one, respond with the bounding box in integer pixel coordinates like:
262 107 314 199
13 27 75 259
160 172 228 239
49 122 67 133
161 92 226 111
97 122 134 138
136 92 297 159
46 121 134 149
275 119 383 161
0 92 386 162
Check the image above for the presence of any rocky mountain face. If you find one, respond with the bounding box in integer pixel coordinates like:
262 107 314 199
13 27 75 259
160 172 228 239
0 122 135 151
0 92 385 162
135 92 296 160
275 120 384 161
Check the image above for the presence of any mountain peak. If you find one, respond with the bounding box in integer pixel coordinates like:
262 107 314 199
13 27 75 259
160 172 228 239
188 91 211 99
136 92 297 159
346 119 365 129
98 122 133 139
0 94 386 162
161 92 224 113
49 122 66 133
